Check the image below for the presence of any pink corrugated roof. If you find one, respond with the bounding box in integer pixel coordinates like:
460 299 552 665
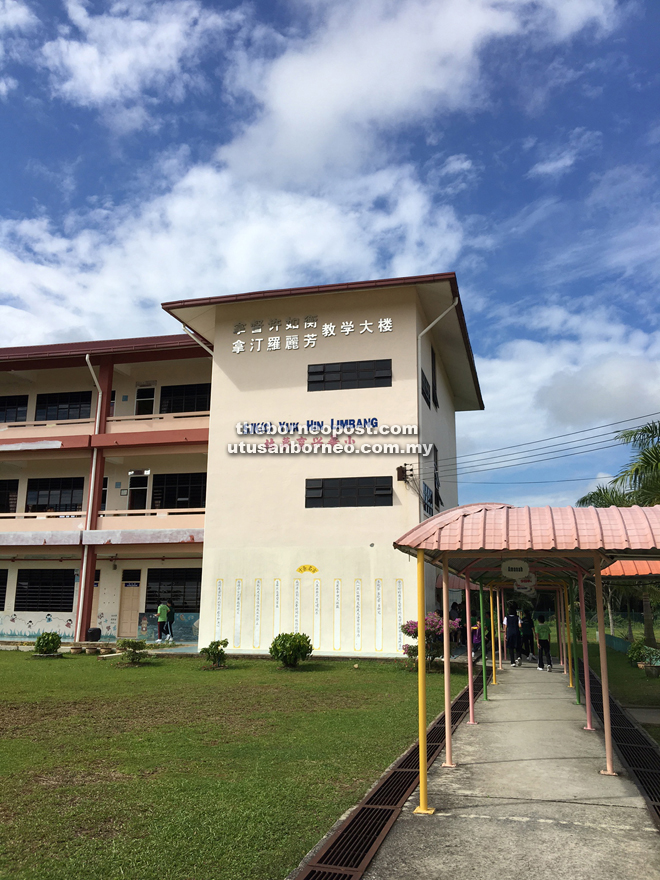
601 560 660 577
395 503 660 554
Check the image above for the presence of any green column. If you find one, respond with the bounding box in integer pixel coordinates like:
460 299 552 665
555 594 562 665
570 581 580 704
479 581 487 701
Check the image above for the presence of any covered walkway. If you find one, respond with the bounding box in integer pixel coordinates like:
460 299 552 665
364 662 660 880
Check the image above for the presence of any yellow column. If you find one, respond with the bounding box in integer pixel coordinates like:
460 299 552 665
594 558 616 776
442 554 455 768
489 586 497 685
414 548 435 814
564 583 574 688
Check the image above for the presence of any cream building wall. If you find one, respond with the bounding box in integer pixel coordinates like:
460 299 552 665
198 285 460 657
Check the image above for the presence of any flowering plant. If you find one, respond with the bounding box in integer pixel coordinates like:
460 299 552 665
401 613 460 666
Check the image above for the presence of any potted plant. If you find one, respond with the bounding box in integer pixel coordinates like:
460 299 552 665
627 639 647 669
69 645 83 655
643 646 660 678
32 632 62 659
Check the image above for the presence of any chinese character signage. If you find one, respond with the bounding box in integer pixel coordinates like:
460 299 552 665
231 314 393 354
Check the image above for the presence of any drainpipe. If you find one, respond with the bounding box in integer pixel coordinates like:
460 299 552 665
75 356 103 641
413 297 458 612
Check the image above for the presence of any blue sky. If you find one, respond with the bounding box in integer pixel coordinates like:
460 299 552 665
0 0 659 506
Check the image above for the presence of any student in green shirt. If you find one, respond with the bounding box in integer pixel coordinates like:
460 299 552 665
156 601 169 643
535 615 552 671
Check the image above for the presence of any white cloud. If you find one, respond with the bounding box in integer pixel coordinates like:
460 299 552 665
0 0 36 32
40 0 232 129
527 127 601 177
221 0 618 185
0 161 464 344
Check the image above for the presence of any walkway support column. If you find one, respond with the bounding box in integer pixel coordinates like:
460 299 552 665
489 587 497 686
496 587 503 670
570 582 580 704
564 583 574 688
465 575 476 724
442 554 455 768
594 556 616 776
479 582 488 701
578 571 595 730
414 549 434 815
558 589 567 673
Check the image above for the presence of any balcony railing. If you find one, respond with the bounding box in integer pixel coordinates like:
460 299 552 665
98 508 205 517
0 410 210 441
0 508 204 533
0 511 86 531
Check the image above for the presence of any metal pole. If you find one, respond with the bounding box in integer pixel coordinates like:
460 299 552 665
479 581 488 701
496 587 503 670
570 582 580 704
577 571 595 730
594 557 616 775
442 555 455 767
489 586 497 686
465 575 477 724
564 583 574 688
414 549 435 814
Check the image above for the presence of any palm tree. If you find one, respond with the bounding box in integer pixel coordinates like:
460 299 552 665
577 423 659 647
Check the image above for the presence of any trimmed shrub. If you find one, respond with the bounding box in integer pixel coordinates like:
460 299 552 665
116 638 148 664
200 639 229 668
269 632 313 668
33 632 62 655
627 639 647 665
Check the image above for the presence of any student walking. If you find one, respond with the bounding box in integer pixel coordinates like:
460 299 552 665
535 614 552 671
156 599 169 643
521 610 535 661
164 599 175 642
504 602 522 667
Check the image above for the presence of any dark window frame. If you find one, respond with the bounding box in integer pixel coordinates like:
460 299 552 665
14 569 76 612
0 569 7 611
431 348 439 409
35 391 92 422
0 479 18 514
308 359 392 392
145 568 202 613
305 476 393 508
433 445 442 509
159 383 211 414
422 482 433 517
25 477 84 513
0 394 28 423
421 370 431 407
151 472 207 510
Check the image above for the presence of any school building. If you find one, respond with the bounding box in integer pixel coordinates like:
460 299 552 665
0 273 482 656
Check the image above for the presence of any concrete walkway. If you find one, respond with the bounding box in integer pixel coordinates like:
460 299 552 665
363 661 660 880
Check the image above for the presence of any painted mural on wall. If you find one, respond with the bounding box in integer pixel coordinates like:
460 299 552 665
138 612 200 643
93 609 118 641
0 612 76 641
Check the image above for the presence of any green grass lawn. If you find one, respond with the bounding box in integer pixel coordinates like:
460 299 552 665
0 653 467 880
586 643 660 708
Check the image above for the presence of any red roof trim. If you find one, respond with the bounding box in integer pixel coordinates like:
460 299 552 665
161 272 458 311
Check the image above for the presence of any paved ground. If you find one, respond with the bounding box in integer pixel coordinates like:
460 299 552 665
626 706 660 725
363 660 660 880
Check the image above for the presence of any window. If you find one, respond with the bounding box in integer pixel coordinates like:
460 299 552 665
14 569 76 612
433 445 442 509
145 568 202 613
35 391 92 422
25 477 84 512
422 482 433 517
122 569 142 585
159 383 211 414
135 387 155 416
305 476 393 508
101 477 108 511
151 473 206 509
128 472 149 510
0 480 18 513
0 569 7 611
308 359 392 392
421 370 431 407
109 390 116 417
0 395 28 423
431 349 439 409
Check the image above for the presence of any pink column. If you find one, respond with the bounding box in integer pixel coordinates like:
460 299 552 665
442 555 456 767
578 572 595 731
465 575 477 725
496 587 503 670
